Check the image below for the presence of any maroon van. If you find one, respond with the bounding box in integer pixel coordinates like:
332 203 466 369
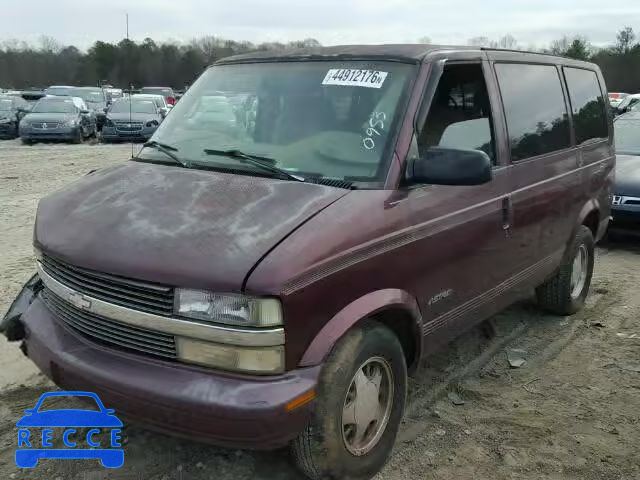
2 45 614 479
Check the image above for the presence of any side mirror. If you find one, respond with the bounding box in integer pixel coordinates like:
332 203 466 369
407 147 492 186
103 107 109 113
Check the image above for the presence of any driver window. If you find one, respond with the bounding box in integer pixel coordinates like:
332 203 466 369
418 63 496 164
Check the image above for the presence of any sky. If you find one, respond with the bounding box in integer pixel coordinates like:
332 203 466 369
1 0 639 49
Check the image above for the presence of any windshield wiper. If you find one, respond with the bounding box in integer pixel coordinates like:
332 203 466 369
203 148 305 182
141 141 190 168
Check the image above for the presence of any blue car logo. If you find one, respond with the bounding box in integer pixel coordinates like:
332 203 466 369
15 391 124 468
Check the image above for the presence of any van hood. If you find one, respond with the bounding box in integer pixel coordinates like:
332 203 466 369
615 154 640 196
34 162 349 291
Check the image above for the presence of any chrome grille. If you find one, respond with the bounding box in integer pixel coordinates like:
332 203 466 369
41 288 177 359
40 254 174 315
32 122 60 129
114 121 143 132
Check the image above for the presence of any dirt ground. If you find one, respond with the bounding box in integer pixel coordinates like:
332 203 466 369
0 138 638 479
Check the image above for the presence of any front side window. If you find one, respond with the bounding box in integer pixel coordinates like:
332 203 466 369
143 61 415 184
418 63 496 164
564 68 608 144
496 63 571 161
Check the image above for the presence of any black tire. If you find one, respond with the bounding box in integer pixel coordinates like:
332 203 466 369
291 321 407 480
536 225 595 315
73 129 83 144
21 138 32 145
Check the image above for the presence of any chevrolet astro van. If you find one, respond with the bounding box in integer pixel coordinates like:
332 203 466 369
2 45 614 479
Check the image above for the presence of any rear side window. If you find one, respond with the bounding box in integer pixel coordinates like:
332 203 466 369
564 68 609 144
495 63 571 161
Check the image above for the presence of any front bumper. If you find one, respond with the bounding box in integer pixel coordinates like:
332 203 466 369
0 121 18 138
20 296 318 449
611 201 640 233
20 126 79 141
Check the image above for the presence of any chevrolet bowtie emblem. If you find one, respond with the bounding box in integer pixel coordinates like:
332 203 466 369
68 292 92 310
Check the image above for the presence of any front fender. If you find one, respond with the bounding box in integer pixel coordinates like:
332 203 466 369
298 289 423 367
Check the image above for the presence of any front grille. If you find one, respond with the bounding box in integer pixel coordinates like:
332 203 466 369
32 122 60 129
40 254 174 315
114 121 143 132
41 289 177 359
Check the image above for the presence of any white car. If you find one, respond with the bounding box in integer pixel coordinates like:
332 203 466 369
130 94 171 117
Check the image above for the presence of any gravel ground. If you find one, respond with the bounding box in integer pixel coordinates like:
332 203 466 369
0 138 638 479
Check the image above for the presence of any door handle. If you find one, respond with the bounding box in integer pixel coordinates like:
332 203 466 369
501 197 512 235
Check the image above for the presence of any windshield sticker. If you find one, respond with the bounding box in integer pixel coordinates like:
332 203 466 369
322 69 388 88
362 111 386 150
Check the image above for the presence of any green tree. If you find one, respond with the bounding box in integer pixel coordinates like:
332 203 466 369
616 27 636 54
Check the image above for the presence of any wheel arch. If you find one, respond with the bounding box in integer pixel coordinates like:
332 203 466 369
298 289 423 372
570 200 602 253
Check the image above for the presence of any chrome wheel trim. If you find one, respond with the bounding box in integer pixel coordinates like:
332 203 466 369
341 356 394 456
570 244 588 299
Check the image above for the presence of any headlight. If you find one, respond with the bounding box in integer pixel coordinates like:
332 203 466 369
105 119 114 127
176 337 284 374
0 118 11 124
146 120 159 128
175 289 283 327
64 119 77 127
33 246 43 261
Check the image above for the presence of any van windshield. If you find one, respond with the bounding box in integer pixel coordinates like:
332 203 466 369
142 61 415 184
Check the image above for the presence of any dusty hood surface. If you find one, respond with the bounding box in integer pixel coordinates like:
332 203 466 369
35 162 348 291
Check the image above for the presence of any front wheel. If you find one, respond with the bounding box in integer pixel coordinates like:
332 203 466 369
291 321 407 480
536 225 595 315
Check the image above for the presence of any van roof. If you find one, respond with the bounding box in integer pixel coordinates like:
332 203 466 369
215 44 596 67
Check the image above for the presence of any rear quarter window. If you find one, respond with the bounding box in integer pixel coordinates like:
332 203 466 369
495 63 571 161
563 67 609 144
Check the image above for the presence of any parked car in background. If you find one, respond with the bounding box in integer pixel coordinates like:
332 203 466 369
5 90 46 105
611 112 640 234
105 88 124 101
71 87 110 131
102 98 163 142
608 92 629 108
140 86 176 106
185 94 237 133
44 85 76 97
0 95 31 139
131 94 170 118
612 93 640 115
19 96 96 144
4 45 613 480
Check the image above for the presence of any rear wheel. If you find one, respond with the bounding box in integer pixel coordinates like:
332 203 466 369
21 138 33 145
291 321 407 480
536 225 594 315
